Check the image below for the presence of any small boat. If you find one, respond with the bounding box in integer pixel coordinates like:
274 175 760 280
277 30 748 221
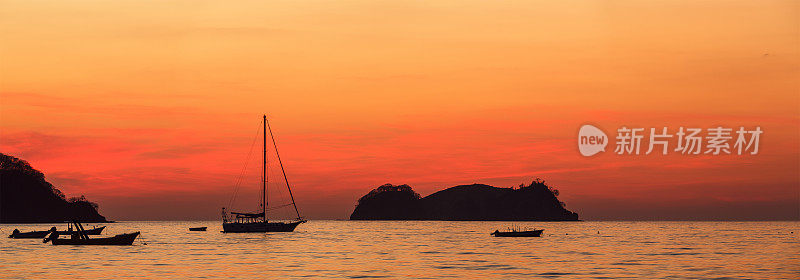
8 225 106 239
43 221 139 246
61 225 105 235
9 228 53 239
491 228 544 237
189 227 207 231
221 115 306 233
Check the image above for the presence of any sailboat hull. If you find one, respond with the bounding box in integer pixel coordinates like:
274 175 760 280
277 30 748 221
222 220 305 233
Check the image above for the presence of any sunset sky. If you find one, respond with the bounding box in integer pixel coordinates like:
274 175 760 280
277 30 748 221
1 0 798 220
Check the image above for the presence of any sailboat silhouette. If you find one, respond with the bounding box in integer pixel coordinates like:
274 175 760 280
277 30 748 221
222 115 306 232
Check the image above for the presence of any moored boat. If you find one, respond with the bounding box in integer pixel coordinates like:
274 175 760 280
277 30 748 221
61 226 105 236
9 228 52 239
221 115 306 233
43 221 139 245
8 225 106 239
222 214 303 232
189 227 207 231
491 228 544 237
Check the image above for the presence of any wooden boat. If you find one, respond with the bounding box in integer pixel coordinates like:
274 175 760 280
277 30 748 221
222 115 306 233
8 225 106 239
491 228 544 237
61 226 105 235
189 227 207 231
43 221 139 245
9 228 53 239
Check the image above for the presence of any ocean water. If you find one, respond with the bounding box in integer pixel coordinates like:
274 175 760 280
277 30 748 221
1 221 798 279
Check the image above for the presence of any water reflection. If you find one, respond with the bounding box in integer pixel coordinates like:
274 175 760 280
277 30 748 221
1 221 798 279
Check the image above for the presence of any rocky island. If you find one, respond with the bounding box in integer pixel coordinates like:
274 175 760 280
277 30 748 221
350 180 579 221
0 153 108 223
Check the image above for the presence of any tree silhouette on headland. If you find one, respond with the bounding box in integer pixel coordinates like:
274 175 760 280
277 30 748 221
350 180 579 221
0 153 107 223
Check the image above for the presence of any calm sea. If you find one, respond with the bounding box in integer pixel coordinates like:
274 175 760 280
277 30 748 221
1 221 798 279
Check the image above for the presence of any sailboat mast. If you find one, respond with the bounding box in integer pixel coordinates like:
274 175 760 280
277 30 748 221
266 119 302 219
263 114 268 221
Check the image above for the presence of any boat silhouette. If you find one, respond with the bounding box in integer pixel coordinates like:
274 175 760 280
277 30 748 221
43 221 139 245
491 227 544 237
222 115 306 233
8 225 106 239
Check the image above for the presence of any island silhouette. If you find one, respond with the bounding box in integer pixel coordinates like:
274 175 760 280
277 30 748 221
0 153 107 223
350 180 579 221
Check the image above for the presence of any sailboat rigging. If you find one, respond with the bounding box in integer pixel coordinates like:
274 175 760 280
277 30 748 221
222 115 306 233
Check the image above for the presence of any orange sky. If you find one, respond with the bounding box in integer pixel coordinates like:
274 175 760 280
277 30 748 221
1 0 798 220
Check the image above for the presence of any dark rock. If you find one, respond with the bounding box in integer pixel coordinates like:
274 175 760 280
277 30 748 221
350 180 579 221
0 153 108 223
349 184 423 220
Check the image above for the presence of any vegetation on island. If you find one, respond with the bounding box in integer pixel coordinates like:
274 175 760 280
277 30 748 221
350 179 579 221
0 153 108 223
